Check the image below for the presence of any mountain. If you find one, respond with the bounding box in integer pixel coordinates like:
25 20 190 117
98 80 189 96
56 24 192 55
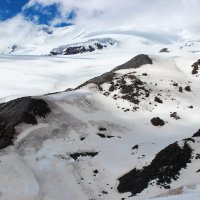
0 25 187 56
50 38 118 55
0 53 200 200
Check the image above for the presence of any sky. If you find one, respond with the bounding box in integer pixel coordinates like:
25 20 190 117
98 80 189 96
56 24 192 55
0 0 74 26
0 0 200 51
0 0 200 30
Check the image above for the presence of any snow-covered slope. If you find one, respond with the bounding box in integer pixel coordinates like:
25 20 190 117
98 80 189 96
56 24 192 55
180 40 200 53
0 25 183 56
0 52 200 200
50 38 118 55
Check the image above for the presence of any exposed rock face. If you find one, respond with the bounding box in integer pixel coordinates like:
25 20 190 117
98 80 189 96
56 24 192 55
154 96 163 104
77 55 153 88
76 72 116 90
63 44 100 55
112 54 152 72
185 86 191 92
69 152 98 160
191 59 200 75
179 87 183 93
77 71 150 109
0 97 51 149
10 45 17 53
151 117 165 126
159 48 169 53
117 141 192 195
170 112 180 120
76 54 153 111
50 38 117 55
192 129 200 137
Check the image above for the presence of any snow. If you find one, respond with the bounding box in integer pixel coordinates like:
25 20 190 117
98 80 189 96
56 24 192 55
0 25 200 200
0 53 128 102
50 37 118 55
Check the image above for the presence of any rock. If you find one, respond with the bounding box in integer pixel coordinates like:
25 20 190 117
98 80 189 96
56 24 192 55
97 133 114 138
192 129 200 137
179 87 183 93
172 82 178 87
98 127 107 131
10 44 17 53
159 48 169 53
80 137 86 141
112 54 152 72
142 73 148 76
76 72 116 90
151 117 165 126
154 97 163 104
132 144 139 150
185 86 191 92
170 112 180 120
50 38 117 55
117 141 192 195
93 169 99 174
191 59 200 75
69 152 98 160
109 84 116 92
76 64 150 107
192 64 199 74
64 45 94 55
97 133 106 138
0 97 51 149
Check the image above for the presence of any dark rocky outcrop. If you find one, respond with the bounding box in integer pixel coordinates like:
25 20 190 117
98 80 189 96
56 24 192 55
170 112 180 120
0 97 51 149
63 45 95 55
50 38 117 56
77 54 152 92
192 129 200 137
132 144 139 150
97 133 114 138
98 127 107 131
119 75 150 104
69 152 98 160
76 72 116 90
179 87 183 93
191 59 200 75
154 96 163 104
151 117 165 126
185 86 191 92
63 42 108 55
77 74 149 107
76 55 153 111
117 141 192 195
10 45 17 53
159 48 169 53
112 54 152 72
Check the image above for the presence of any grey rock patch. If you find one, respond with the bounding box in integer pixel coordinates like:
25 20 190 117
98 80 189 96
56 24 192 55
112 54 152 72
159 48 169 53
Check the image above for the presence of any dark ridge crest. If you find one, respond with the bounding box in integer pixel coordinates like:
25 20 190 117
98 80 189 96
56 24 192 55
0 97 51 149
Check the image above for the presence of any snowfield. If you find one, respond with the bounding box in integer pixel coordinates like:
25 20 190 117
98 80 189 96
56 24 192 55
0 26 200 200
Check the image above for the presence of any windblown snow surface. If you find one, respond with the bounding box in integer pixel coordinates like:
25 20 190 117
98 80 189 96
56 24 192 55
0 26 200 200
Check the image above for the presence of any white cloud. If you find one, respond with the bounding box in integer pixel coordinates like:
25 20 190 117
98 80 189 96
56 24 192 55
0 15 38 50
22 0 200 33
0 0 200 52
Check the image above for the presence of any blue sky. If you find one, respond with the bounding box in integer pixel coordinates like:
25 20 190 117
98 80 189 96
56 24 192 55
0 0 29 20
0 0 74 26
0 0 199 31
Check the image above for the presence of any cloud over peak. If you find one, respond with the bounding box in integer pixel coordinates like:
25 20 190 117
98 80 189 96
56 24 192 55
20 0 200 32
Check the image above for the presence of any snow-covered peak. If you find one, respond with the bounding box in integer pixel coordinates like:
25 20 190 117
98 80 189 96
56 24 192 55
0 53 200 200
50 38 118 55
